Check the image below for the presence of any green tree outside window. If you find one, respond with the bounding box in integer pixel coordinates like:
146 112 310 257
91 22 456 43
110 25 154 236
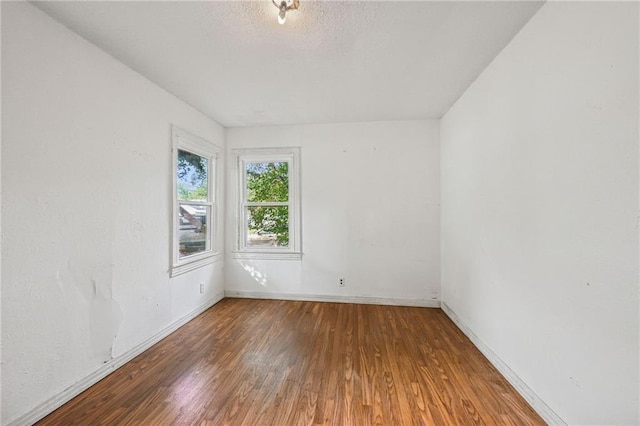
246 162 289 246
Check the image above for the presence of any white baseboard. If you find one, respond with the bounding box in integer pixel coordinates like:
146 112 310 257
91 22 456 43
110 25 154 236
224 290 441 308
7 291 225 426
440 302 565 425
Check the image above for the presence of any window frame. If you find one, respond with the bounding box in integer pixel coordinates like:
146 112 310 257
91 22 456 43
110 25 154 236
232 147 302 260
171 126 221 276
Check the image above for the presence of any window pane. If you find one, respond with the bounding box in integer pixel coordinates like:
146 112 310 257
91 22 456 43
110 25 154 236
177 149 208 201
246 162 288 203
178 204 210 258
246 206 289 248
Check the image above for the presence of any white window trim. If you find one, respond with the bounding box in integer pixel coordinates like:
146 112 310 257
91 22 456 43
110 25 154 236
171 125 222 277
231 147 302 260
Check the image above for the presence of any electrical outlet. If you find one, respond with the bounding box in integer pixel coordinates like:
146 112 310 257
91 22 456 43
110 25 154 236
199 282 205 294
339 278 345 287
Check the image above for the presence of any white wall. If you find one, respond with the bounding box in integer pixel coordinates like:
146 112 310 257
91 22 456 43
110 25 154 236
0 2 4 421
225 121 440 305
441 2 639 425
1 3 225 424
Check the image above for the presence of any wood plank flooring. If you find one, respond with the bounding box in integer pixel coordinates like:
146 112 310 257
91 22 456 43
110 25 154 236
37 298 545 425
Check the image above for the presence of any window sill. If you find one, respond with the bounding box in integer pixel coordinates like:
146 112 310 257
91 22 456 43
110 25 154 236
171 252 222 277
231 251 302 261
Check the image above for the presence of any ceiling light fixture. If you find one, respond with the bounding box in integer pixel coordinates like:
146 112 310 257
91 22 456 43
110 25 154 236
272 0 299 25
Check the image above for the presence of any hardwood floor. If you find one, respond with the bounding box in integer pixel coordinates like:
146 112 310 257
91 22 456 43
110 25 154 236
37 299 544 425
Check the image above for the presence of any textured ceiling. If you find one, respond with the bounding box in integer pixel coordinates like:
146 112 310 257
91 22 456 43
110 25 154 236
34 1 543 127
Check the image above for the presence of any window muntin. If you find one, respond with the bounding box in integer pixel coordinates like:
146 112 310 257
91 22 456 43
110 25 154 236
233 148 301 259
171 126 220 276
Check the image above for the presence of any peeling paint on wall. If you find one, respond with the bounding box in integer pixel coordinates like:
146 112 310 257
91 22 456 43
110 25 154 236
90 297 124 362
65 259 125 360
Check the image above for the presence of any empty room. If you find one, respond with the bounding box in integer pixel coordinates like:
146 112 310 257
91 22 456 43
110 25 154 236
1 0 638 425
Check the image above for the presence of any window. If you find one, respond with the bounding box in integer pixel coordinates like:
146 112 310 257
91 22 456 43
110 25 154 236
171 126 221 276
233 148 301 260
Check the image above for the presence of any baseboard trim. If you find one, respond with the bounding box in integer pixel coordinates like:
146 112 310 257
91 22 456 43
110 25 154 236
7 291 225 426
440 302 565 425
224 290 441 308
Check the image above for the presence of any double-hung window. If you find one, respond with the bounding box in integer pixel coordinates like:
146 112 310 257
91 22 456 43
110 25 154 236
171 126 221 276
233 148 301 260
